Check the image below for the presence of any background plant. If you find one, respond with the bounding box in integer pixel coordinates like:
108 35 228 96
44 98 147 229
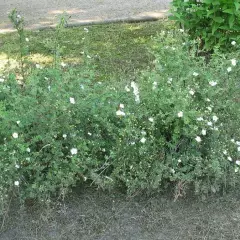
170 0 240 51
8 9 29 79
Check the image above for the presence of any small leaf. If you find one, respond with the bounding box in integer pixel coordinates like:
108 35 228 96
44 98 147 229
229 15 235 28
223 9 235 14
234 2 240 11
212 17 224 23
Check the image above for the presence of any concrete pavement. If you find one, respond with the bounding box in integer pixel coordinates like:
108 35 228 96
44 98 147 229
0 0 171 33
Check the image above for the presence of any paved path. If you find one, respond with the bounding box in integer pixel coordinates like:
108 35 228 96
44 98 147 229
0 0 171 33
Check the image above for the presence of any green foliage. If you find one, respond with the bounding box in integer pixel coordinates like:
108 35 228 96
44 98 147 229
1 30 240 205
111 31 240 195
8 9 29 78
0 67 122 203
170 0 240 51
0 12 240 212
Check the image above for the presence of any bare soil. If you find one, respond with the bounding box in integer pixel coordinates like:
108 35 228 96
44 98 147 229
1 186 240 240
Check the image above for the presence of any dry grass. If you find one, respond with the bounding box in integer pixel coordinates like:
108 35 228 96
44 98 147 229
1 186 240 240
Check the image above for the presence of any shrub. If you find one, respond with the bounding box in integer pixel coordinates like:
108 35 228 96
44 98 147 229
110 31 240 195
0 66 126 204
170 0 240 51
0 15 240 212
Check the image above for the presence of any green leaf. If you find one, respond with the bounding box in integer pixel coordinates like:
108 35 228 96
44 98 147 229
229 15 235 28
234 2 240 11
212 23 221 34
223 9 235 14
212 17 224 23
207 9 217 17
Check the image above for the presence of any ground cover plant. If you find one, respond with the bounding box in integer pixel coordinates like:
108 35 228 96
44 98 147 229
0 9 240 226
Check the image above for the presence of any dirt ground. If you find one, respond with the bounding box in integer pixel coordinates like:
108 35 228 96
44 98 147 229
1 186 240 240
0 0 171 33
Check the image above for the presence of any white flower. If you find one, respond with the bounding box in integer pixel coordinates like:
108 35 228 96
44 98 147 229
236 141 240 145
148 117 154 122
178 159 182 163
197 117 204 121
125 85 131 92
207 122 213 126
87 55 91 59
25 38 29 42
131 81 140 104
178 111 183 118
209 81 217 86
70 97 75 104
201 129 206 136
235 167 239 173
63 134 67 139
179 29 184 33
116 110 125 116
0 78 5 83
231 59 237 66
212 116 218 122
193 72 199 77
16 121 20 125
14 181 19 186
207 107 212 112
84 27 89 33
26 148 31 152
141 130 147 136
213 127 219 131
119 103 124 109
231 139 235 143
170 168 175 174
236 160 240 165
227 67 232 73
238 147 240 152
228 156 232 161
206 98 211 102
88 132 92 136
195 136 202 143
12 132 18 139
70 148 78 155
223 150 227 155
36 64 42 69
231 41 236 46
61 62 67 67
140 137 146 143
152 81 157 90
167 78 173 84
189 89 195 95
